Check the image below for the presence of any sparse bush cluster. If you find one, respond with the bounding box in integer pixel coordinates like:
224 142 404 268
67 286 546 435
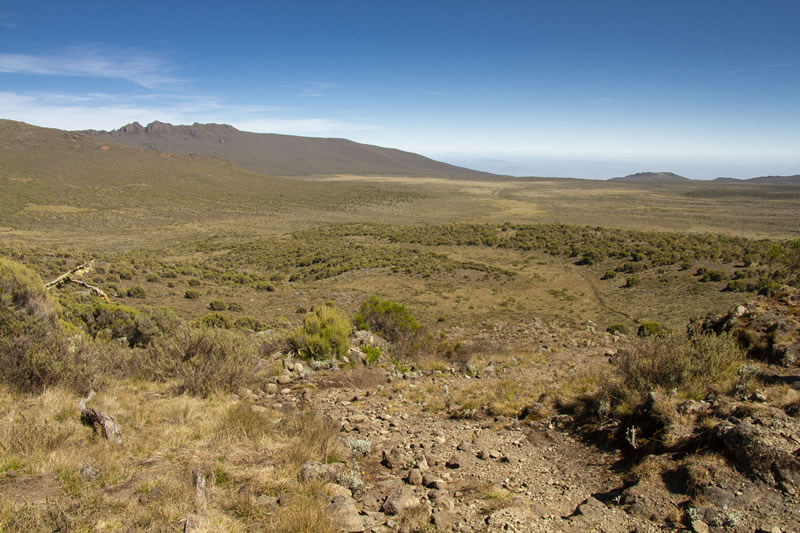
290 303 352 360
606 326 744 410
144 325 261 396
354 295 424 357
0 258 109 392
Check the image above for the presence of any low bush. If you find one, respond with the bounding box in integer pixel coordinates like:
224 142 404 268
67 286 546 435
197 312 232 329
234 315 266 331
607 324 629 335
363 345 381 364
184 289 200 299
354 295 423 356
208 298 227 311
608 326 744 408
290 303 351 360
143 325 260 396
624 276 641 288
126 285 146 298
637 321 664 337
0 258 103 392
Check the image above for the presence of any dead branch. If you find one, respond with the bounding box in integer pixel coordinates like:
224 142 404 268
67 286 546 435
45 260 110 303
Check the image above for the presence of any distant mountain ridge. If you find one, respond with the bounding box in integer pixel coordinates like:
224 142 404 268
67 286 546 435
81 121 495 178
713 174 800 185
609 171 691 183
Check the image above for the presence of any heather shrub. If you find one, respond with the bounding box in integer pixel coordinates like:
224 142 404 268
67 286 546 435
0 257 102 392
143 325 260 395
353 295 423 356
290 303 351 360
208 298 227 311
637 321 664 337
197 312 232 329
608 326 744 408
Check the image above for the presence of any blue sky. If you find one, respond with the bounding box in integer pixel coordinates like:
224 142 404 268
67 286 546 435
1 1 799 178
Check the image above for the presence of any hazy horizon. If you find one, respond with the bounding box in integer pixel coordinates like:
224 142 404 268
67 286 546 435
2 1 799 180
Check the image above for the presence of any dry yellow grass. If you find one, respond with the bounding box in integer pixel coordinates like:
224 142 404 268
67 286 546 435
0 380 345 532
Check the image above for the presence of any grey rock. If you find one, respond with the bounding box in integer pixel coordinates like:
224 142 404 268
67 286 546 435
575 496 606 516
266 383 278 394
256 494 278 510
406 468 423 486
382 486 419 515
327 495 364 532
445 454 462 469
298 461 343 483
431 510 456 530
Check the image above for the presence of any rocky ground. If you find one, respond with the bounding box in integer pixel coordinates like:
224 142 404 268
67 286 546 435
261 297 800 533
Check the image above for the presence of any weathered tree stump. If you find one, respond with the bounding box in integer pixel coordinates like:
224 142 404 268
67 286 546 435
78 391 122 443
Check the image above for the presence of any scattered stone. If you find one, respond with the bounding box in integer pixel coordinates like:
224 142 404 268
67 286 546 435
575 496 606 517
381 447 407 469
445 454 462 469
298 461 343 483
431 510 457 530
266 383 278 394
277 373 292 385
423 474 446 489
382 486 420 516
406 468 423 486
256 495 278 510
327 495 364 532
324 482 353 498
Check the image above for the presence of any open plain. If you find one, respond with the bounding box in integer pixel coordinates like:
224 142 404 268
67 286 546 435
1 121 800 532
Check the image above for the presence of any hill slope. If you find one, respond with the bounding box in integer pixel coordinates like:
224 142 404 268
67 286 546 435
608 171 691 183
0 120 416 241
82 121 494 178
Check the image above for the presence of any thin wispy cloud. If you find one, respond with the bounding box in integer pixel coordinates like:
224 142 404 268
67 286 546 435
0 90 368 136
233 117 370 135
283 81 342 97
0 47 181 88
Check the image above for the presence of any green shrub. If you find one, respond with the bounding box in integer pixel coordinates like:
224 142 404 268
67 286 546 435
624 276 641 288
187 278 202 287
637 321 664 337
227 302 244 312
253 281 275 292
601 270 617 280
143 326 260 396
208 299 227 311
290 303 351 361
234 316 266 331
0 257 103 392
184 289 201 299
354 296 425 357
126 285 146 298
363 345 381 364
354 295 422 342
197 312 232 329
610 327 744 404
725 279 752 292
607 324 629 335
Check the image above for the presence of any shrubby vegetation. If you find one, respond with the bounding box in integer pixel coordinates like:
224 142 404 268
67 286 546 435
290 303 352 360
604 326 744 413
144 325 261 396
354 295 424 357
0 258 108 392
